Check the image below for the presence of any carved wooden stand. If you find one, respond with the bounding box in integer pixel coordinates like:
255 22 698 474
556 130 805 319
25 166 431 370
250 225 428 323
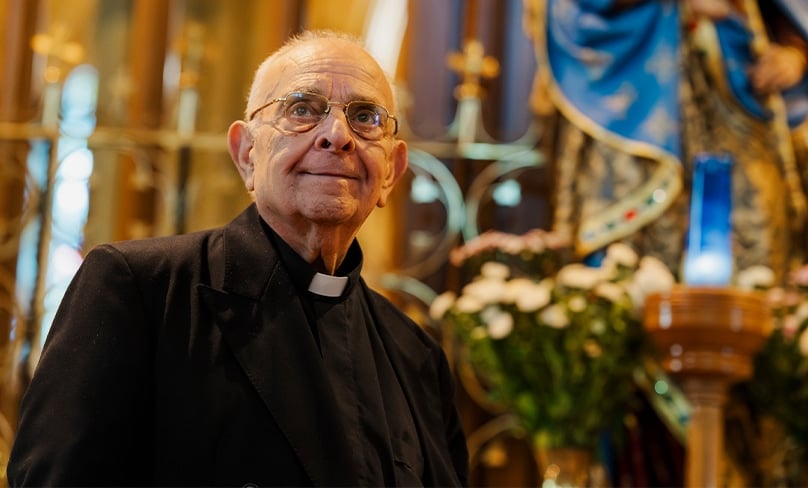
644 286 772 488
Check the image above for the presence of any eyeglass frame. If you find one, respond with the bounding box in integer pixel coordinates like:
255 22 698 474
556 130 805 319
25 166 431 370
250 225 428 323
247 91 399 139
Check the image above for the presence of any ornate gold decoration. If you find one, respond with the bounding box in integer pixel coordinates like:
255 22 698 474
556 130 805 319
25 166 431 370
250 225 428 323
447 39 500 102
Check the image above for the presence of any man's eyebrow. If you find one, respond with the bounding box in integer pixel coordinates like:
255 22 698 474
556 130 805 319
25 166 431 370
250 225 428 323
289 86 324 96
291 87 384 104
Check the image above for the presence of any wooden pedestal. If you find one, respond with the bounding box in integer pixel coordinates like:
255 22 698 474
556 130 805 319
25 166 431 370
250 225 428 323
643 286 772 488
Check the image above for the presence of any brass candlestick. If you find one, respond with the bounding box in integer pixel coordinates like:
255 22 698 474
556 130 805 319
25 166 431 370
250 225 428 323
644 285 772 488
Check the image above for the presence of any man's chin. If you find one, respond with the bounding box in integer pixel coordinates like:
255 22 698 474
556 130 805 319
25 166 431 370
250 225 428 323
300 203 358 226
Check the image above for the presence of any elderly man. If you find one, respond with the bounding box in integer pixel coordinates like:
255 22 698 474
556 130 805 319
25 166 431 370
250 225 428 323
7 30 468 487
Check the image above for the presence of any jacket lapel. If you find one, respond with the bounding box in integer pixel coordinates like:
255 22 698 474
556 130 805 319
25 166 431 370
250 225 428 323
199 205 356 486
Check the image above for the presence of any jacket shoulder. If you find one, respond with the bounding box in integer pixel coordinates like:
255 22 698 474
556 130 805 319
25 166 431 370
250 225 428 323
89 227 223 272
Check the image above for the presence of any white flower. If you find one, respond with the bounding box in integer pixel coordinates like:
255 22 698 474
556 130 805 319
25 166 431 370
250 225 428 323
429 291 456 320
480 261 510 281
604 242 638 268
481 306 514 339
480 306 500 323
455 294 484 314
598 261 619 282
462 277 507 305
557 263 604 290
631 256 676 301
541 303 570 328
622 256 674 313
799 327 808 357
517 280 554 312
736 265 776 290
595 281 626 304
502 278 536 303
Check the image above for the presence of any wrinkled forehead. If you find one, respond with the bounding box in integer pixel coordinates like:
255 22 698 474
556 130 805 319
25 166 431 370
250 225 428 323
260 39 394 107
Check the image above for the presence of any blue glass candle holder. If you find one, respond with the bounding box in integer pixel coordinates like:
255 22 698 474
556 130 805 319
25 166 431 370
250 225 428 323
682 152 734 286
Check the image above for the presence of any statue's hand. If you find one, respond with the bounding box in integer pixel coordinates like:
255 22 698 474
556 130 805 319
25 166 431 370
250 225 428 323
748 44 807 94
685 0 732 19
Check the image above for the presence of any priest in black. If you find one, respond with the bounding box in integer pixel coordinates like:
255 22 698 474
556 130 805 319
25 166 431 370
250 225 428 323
7 29 469 487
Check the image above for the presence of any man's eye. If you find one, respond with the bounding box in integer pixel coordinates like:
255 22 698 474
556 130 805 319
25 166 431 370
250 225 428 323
289 102 317 117
351 107 381 126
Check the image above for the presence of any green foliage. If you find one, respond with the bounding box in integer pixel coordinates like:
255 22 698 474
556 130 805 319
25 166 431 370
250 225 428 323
747 319 808 448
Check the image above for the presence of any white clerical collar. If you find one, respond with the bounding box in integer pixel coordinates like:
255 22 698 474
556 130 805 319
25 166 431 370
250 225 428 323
308 272 348 297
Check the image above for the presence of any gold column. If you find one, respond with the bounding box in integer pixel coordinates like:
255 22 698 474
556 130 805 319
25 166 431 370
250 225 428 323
177 0 300 233
114 0 170 240
0 0 40 477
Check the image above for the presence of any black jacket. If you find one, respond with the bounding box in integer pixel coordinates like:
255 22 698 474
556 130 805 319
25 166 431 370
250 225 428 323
8 204 468 487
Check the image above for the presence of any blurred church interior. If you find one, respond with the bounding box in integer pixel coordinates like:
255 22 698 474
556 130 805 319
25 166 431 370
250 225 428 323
2 0 806 486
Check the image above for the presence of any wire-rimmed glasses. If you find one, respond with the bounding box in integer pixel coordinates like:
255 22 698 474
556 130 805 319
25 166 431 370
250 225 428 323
248 91 398 140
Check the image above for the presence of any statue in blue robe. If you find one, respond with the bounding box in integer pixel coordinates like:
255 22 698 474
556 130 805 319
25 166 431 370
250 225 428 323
525 2 808 484
525 0 808 283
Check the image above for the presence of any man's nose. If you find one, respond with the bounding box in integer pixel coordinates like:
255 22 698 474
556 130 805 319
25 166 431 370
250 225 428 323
315 109 356 152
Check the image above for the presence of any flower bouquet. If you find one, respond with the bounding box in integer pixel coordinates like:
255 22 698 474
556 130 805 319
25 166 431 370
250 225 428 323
431 231 676 452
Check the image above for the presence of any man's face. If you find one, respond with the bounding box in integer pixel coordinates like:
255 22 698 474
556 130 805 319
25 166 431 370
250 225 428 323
234 38 407 237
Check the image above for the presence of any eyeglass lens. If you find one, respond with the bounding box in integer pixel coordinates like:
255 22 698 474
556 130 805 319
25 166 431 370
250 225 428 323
280 92 392 139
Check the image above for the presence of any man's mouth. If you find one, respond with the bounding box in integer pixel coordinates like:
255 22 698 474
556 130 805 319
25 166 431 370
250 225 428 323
303 171 357 179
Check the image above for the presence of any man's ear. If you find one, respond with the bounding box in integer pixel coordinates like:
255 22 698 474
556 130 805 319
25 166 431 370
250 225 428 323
227 120 255 191
377 139 409 208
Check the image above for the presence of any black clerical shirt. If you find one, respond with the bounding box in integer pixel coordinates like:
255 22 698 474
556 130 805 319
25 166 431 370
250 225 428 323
261 220 425 487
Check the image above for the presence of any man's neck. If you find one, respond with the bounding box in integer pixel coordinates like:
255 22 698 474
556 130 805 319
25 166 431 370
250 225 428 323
263 216 357 275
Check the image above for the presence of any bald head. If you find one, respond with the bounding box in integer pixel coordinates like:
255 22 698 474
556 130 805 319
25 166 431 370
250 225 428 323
244 30 398 122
